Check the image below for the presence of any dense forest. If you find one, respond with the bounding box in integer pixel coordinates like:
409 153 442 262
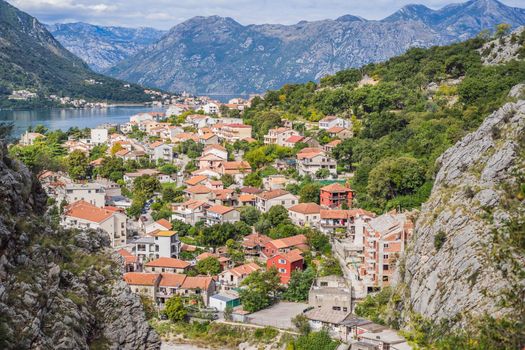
242 28 525 212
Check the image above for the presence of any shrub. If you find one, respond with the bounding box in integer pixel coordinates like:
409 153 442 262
434 231 447 250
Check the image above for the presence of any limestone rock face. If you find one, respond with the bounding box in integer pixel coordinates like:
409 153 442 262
396 96 525 324
480 26 525 65
0 141 160 349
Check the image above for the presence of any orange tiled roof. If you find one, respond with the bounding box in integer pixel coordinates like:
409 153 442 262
146 257 190 269
123 272 159 286
181 276 214 289
208 205 235 215
221 161 251 170
297 148 324 159
185 185 212 194
65 201 117 223
159 273 187 287
243 233 272 248
185 175 208 186
224 262 261 277
326 126 346 133
321 183 351 193
320 209 351 219
117 249 137 265
288 202 321 215
239 194 256 202
257 189 291 200
155 218 173 230
270 234 308 249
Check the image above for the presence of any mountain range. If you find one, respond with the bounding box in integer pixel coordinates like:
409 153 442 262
47 23 166 72
74 0 522 95
0 0 156 106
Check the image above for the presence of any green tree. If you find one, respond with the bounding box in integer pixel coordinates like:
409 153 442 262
67 150 90 180
495 23 511 38
292 314 311 335
221 174 235 188
133 175 161 198
196 256 221 275
293 330 339 350
315 168 330 179
164 295 187 322
367 157 426 205
299 182 321 204
239 206 261 226
283 268 316 302
239 268 282 312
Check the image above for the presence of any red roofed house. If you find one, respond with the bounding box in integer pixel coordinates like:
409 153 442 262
123 272 160 299
282 135 305 148
218 262 262 289
288 202 321 226
263 234 309 258
267 250 304 284
296 148 337 177
145 257 191 273
242 233 272 257
326 126 352 140
264 127 300 147
320 183 353 209
117 249 138 272
62 201 127 248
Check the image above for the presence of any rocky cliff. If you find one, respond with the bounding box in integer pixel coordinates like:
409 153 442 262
395 89 525 327
0 135 160 349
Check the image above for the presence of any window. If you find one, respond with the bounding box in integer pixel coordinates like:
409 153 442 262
332 306 341 311
383 265 389 270
383 254 389 259
343 307 348 312
320 282 328 287
279 268 286 273
382 276 389 281
278 259 286 264
384 243 389 248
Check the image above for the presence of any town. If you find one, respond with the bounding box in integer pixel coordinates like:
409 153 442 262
15 96 414 350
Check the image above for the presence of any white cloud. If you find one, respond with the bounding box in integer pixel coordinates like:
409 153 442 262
7 0 525 29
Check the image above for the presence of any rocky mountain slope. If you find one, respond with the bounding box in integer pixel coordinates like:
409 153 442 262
0 0 155 106
480 26 525 64
394 88 525 327
47 23 166 72
105 0 525 94
0 132 160 349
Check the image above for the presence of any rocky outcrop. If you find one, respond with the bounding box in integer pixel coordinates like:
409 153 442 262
0 138 160 349
395 90 525 325
480 26 525 65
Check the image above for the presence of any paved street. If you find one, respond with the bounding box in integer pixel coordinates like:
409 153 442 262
246 302 309 329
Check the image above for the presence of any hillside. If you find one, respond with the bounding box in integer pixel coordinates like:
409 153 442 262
0 129 160 349
240 28 525 213
0 0 157 108
47 23 166 72
106 0 525 94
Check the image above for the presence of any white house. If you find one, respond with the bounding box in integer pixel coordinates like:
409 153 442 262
218 262 261 290
255 189 299 213
152 230 182 259
288 203 321 227
319 116 351 130
296 148 337 177
62 183 106 208
90 128 109 145
205 205 240 226
203 102 220 115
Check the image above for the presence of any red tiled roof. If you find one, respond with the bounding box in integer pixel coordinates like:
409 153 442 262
270 234 308 250
155 219 172 230
320 209 351 219
181 276 214 289
146 257 190 269
326 126 346 133
123 272 159 286
288 203 321 215
257 189 291 200
321 183 351 193
65 201 118 223
285 135 304 143
224 262 261 277
185 185 212 194
208 205 235 215
185 175 208 186
159 273 186 287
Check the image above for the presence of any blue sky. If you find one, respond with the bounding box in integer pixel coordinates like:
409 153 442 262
8 0 525 29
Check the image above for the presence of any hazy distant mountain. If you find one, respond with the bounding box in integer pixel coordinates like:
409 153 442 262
0 0 156 105
47 23 166 72
96 0 525 94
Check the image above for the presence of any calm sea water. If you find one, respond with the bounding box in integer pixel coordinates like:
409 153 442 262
0 106 165 138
